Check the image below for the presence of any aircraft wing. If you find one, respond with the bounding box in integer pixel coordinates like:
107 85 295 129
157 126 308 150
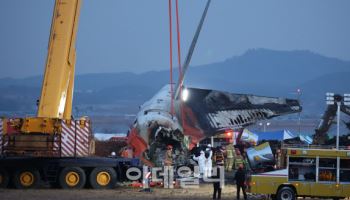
180 87 302 140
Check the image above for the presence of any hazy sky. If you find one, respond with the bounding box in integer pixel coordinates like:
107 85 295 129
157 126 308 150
0 0 349 78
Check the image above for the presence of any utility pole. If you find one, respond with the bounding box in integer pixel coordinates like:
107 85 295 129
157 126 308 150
297 89 302 136
344 94 350 149
336 101 340 149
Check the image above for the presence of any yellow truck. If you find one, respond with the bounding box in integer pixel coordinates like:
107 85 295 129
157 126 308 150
248 147 350 200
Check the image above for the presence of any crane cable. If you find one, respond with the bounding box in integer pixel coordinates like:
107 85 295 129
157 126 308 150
174 0 186 129
169 0 183 118
175 0 182 81
168 0 174 116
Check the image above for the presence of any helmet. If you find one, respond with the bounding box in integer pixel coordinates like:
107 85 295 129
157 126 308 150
207 144 212 148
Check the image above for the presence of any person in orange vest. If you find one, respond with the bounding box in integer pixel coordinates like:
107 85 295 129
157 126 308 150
120 146 133 158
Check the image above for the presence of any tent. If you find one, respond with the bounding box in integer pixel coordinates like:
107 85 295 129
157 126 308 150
253 129 313 144
254 130 295 141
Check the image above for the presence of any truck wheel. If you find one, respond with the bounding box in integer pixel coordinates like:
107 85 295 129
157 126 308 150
0 168 10 188
89 167 117 189
59 167 86 189
13 168 40 189
277 187 296 200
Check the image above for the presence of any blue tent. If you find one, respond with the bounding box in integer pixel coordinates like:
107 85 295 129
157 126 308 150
253 130 313 144
254 130 295 141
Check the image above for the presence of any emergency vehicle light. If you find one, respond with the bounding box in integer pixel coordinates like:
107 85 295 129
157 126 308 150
226 130 233 137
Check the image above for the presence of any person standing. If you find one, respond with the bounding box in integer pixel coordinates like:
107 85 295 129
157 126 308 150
205 144 213 177
164 145 173 166
193 150 206 178
164 145 173 189
233 148 244 172
212 159 224 199
234 164 247 200
214 146 225 166
225 144 234 171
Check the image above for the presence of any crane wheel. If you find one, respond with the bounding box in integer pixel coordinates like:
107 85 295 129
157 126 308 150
13 168 40 189
59 167 86 189
89 167 117 189
0 168 10 188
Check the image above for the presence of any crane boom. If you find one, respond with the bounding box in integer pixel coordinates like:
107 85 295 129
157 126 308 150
17 0 82 134
313 94 350 145
38 0 81 119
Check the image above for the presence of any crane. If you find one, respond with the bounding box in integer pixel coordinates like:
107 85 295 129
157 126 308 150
22 0 80 133
0 0 136 190
313 94 350 145
1 0 85 157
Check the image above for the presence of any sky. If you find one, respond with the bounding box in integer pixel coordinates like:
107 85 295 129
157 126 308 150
0 0 349 78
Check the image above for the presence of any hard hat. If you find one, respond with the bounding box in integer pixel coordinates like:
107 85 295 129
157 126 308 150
207 144 212 148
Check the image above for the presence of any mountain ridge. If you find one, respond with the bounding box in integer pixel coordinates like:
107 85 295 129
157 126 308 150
0 48 349 117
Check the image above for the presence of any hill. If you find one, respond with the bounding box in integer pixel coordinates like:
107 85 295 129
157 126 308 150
0 48 349 117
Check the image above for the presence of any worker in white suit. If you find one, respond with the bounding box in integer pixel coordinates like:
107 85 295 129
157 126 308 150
205 144 213 177
193 150 206 178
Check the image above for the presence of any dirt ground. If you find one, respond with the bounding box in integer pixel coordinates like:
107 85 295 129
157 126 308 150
0 184 343 200
0 184 253 200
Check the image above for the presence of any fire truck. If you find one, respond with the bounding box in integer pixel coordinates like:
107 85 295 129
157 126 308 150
0 0 137 189
248 147 350 200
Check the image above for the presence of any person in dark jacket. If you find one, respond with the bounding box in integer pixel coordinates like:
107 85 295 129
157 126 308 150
234 164 247 200
212 161 224 199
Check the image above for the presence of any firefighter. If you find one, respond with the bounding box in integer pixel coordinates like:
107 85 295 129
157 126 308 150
214 146 225 166
233 148 244 171
225 144 234 171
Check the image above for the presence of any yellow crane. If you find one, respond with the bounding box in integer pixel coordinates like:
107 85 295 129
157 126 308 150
0 0 137 190
0 0 86 157
22 0 81 134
